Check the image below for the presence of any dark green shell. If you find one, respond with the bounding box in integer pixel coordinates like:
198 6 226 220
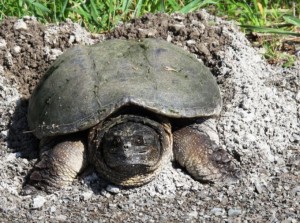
28 39 221 139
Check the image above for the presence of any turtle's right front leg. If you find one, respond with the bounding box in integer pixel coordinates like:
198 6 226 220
23 134 87 194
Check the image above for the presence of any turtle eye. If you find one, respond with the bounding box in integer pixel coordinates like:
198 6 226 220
113 137 122 146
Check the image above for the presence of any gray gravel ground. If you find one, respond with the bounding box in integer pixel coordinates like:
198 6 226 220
0 11 299 222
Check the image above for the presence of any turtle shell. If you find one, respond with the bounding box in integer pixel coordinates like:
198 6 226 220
28 39 221 139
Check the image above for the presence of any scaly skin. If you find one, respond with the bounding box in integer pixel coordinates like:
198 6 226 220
88 115 173 186
24 118 238 194
173 119 239 183
26 134 87 193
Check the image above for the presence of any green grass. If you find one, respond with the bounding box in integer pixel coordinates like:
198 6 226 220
0 0 217 32
0 0 299 66
0 1 298 33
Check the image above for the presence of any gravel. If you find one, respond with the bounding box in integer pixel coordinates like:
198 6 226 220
0 10 299 222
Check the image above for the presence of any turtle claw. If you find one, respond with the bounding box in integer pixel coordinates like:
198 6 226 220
21 184 46 196
23 137 87 193
210 149 241 184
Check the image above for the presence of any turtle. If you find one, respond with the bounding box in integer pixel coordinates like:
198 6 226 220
25 38 239 193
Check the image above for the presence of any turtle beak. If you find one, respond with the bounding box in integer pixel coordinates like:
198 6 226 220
122 141 133 157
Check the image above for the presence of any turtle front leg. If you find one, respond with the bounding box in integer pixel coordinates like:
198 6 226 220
173 119 239 184
23 134 87 193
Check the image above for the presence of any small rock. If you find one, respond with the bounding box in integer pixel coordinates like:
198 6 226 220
5 153 17 162
210 207 224 216
187 210 198 218
69 35 75 44
291 186 300 195
254 181 263 194
166 34 172 42
23 15 36 21
169 24 185 33
1 130 8 138
4 52 13 68
228 208 242 216
295 91 300 103
173 15 184 21
32 195 46 209
0 38 7 49
13 46 21 54
108 203 117 209
0 65 4 74
146 29 157 37
14 19 28 30
56 215 67 221
292 132 300 143
186 40 196 46
48 49 63 61
281 217 298 223
106 184 120 194
50 206 56 213
81 191 93 201
100 189 111 198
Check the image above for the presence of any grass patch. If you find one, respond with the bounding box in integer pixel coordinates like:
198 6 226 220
0 0 217 32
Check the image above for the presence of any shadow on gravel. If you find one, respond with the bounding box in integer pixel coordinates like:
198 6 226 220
7 98 39 159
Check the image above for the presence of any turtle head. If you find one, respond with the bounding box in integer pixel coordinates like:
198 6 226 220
102 121 161 174
89 115 172 186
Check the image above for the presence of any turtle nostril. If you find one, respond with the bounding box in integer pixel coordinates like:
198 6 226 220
123 142 132 149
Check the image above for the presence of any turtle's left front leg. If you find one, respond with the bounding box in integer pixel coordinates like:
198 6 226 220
173 119 240 184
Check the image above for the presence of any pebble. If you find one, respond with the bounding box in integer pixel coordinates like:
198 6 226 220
291 186 300 195
254 181 263 194
100 189 111 198
23 15 36 21
48 49 63 61
56 215 67 221
210 207 225 216
69 35 76 44
295 91 300 102
106 184 120 194
13 46 21 54
169 24 185 33
81 191 93 201
13 19 28 30
32 195 46 209
228 208 242 216
186 40 196 46
4 52 13 67
50 206 56 213
0 38 7 49
5 153 16 162
187 210 198 218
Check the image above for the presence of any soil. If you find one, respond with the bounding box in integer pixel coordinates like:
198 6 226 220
0 11 299 222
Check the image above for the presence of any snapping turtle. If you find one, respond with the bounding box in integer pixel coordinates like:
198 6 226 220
26 39 238 192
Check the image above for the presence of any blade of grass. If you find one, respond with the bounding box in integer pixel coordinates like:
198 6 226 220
25 0 50 13
134 0 143 18
59 0 69 19
160 0 164 12
167 0 181 11
90 0 99 23
71 5 91 21
242 25 300 37
122 0 133 12
180 0 217 13
283 15 300 27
